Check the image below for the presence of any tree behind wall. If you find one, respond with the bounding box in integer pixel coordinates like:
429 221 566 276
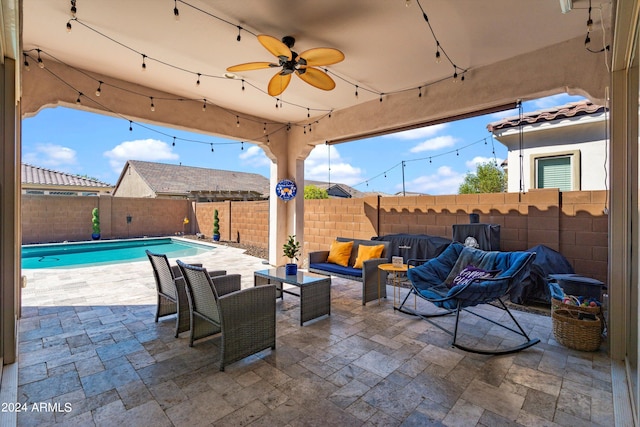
458 162 506 194
304 185 329 199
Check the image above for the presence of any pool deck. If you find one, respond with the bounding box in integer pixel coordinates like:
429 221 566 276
16 244 614 426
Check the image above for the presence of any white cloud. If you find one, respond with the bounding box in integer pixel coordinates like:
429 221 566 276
104 139 178 173
464 156 504 170
305 144 364 185
402 166 465 195
384 123 449 140
239 145 270 167
23 143 77 168
409 135 459 153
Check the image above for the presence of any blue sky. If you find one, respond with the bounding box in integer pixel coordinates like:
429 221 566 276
22 93 584 195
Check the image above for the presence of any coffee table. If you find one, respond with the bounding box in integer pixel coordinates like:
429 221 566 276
254 268 331 326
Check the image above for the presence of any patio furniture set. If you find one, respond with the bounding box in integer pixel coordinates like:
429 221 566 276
146 235 601 371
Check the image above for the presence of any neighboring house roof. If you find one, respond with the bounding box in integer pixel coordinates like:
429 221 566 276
114 160 269 198
22 163 112 189
304 180 365 198
487 101 607 132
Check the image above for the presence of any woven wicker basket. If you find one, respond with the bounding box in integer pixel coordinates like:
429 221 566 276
552 308 602 351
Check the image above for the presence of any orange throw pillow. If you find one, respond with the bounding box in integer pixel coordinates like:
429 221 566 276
353 244 385 268
327 240 354 267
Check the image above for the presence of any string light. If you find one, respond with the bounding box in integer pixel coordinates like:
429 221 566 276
263 123 266 134
95 81 102 96
66 21 72 33
241 142 244 150
355 85 359 98
266 134 270 143
172 136 176 146
174 0 179 20
236 116 240 127
237 26 242 42
307 108 310 118
453 70 458 82
275 99 279 108
23 54 30 71
379 94 383 103
149 96 155 111
70 0 76 18
418 86 422 97
141 54 147 71
210 143 214 152
241 79 245 91
76 92 82 104
37 49 44 68
129 121 133 131
196 73 201 86
435 43 441 63
586 2 593 31
202 99 207 111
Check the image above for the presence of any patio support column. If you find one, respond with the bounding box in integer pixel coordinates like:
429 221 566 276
267 131 309 267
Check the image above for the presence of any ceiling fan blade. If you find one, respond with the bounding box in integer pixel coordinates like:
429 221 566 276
268 72 292 96
298 48 345 66
258 35 292 60
226 62 276 72
296 67 336 91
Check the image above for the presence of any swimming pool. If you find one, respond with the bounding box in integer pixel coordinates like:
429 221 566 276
22 238 215 269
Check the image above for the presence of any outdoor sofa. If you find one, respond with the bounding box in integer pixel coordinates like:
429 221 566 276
308 237 391 305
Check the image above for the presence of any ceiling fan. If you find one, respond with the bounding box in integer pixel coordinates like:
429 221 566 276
226 35 345 97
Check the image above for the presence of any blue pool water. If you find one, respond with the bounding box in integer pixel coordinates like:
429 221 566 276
22 238 214 269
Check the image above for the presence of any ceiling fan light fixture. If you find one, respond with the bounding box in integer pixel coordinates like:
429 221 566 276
559 0 572 14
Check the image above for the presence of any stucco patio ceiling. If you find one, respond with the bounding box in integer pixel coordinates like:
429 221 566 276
22 0 609 128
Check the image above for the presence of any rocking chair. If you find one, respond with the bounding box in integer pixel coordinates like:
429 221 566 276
399 242 539 355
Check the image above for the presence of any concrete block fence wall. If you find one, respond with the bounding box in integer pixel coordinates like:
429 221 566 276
21 189 608 283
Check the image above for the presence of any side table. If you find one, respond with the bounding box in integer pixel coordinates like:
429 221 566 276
377 263 411 309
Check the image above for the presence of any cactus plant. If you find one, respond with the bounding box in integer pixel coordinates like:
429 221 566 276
213 209 220 241
91 207 100 239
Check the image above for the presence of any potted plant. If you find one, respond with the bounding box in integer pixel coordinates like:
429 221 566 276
213 209 220 241
282 235 301 275
91 207 100 240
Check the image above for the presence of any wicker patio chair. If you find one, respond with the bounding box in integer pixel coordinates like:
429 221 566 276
177 260 276 371
146 250 226 337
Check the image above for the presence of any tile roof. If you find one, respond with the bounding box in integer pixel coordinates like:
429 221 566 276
126 160 269 196
487 100 607 132
22 163 112 188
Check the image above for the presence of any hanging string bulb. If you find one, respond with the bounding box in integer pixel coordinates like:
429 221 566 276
23 54 30 71
584 33 591 46
66 21 72 32
586 2 593 31
435 42 441 63
418 86 422 98
210 143 214 153
379 94 383 103
37 49 44 68
460 73 465 82
174 0 180 20
303 126 307 135
275 99 279 108
172 136 176 146
76 92 82 104
129 121 133 131
149 97 155 111
241 79 245 91
237 26 242 42
141 54 147 71
307 108 310 118
452 70 458 82
236 116 240 127
355 85 359 98
196 73 201 86
266 134 270 143
95 81 102 97
241 141 244 151
202 99 207 111
263 123 267 134
429 157 432 163
70 0 76 17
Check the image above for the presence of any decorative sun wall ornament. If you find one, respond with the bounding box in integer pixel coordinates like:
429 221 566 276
276 179 297 201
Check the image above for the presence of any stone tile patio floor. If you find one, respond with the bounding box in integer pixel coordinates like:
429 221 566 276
16 244 614 426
